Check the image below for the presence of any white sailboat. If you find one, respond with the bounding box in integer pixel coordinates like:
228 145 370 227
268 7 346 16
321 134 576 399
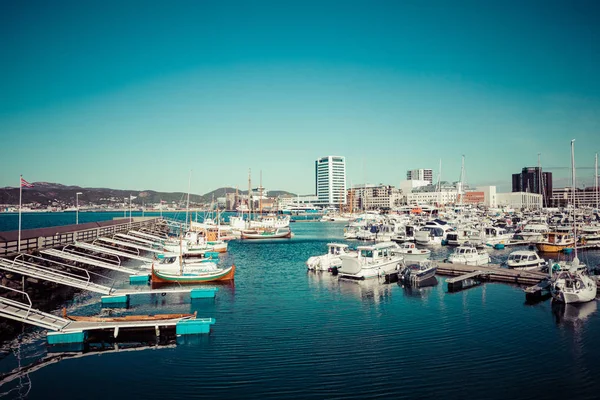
550 140 597 304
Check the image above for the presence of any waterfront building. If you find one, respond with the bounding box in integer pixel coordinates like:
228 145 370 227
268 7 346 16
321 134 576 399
347 184 402 211
496 192 542 210
315 156 347 207
512 167 552 207
406 169 433 184
550 186 600 208
398 179 430 195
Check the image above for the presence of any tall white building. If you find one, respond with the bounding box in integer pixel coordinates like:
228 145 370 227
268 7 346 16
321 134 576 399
315 156 347 207
406 169 433 183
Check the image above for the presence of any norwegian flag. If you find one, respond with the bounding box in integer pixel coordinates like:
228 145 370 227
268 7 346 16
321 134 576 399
20 177 34 188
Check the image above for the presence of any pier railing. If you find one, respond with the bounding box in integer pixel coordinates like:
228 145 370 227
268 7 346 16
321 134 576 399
0 217 164 257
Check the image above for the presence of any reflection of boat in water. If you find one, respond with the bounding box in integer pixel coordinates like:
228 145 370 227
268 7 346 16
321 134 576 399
337 277 393 304
399 277 438 297
551 300 597 327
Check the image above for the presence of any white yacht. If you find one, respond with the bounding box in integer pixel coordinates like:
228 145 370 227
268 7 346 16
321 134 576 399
447 245 491 266
506 250 547 271
517 223 550 243
550 257 597 304
445 228 483 246
482 226 513 246
306 243 353 272
414 226 450 246
391 242 431 262
338 242 403 280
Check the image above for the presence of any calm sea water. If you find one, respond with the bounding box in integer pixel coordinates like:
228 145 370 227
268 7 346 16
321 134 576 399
1 214 600 399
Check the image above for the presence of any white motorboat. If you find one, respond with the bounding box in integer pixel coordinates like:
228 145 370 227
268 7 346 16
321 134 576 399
415 226 451 246
447 245 491 266
141 253 219 274
506 250 547 271
482 226 513 246
517 223 549 243
445 228 483 246
391 242 431 262
399 260 437 284
306 243 353 271
338 242 403 280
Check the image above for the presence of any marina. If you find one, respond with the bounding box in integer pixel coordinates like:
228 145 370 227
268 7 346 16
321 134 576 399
1 213 600 399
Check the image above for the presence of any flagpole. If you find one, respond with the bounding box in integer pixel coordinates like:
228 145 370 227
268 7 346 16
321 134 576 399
18 175 22 253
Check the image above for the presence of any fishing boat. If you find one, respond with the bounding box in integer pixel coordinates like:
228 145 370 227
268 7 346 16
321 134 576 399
447 245 491 266
391 242 431 262
151 263 235 284
306 243 353 271
338 242 403 280
399 260 438 284
535 232 575 253
240 227 293 239
62 308 196 322
506 250 547 271
140 253 218 273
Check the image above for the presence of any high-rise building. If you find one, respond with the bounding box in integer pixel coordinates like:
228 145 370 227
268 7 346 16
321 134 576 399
511 167 552 207
315 156 347 207
406 169 433 184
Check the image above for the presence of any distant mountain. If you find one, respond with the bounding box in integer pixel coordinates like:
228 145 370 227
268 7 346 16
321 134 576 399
0 183 296 206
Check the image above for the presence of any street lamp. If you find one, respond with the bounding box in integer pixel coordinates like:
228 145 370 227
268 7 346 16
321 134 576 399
76 192 82 224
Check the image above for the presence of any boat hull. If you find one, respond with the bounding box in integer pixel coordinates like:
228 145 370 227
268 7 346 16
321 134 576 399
536 243 571 253
241 230 292 239
152 265 235 284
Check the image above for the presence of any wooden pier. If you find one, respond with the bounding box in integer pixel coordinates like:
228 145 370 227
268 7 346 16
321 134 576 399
436 262 549 292
0 217 166 257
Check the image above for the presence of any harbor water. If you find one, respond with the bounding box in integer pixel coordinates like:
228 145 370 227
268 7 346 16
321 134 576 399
1 213 600 399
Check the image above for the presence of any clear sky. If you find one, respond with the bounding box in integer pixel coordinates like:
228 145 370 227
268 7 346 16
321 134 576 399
1 0 599 195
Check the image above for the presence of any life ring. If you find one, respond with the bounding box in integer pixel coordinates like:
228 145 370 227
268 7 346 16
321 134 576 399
575 281 582 290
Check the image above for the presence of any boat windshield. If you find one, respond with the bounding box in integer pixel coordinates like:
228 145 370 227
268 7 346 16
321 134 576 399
360 249 374 258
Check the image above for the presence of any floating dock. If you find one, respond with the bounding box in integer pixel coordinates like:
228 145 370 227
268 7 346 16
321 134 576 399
436 262 549 292
0 285 215 345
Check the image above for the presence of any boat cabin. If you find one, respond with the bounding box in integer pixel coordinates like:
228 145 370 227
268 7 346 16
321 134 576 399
327 243 349 255
508 251 540 263
454 246 478 255
357 243 396 263
542 232 573 244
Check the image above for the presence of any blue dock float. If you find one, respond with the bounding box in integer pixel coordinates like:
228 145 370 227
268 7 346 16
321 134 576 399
101 294 130 307
129 274 150 284
190 288 218 299
47 330 88 345
176 318 216 335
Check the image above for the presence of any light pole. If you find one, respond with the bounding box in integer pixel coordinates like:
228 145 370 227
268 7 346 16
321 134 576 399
76 192 82 224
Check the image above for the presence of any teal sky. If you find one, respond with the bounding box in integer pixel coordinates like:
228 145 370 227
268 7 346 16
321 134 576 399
1 0 599 195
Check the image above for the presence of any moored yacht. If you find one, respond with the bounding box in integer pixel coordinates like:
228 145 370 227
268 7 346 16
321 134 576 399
391 242 431 262
506 250 547 271
306 243 353 271
535 232 575 253
550 257 597 304
447 245 491 266
399 260 437 284
338 242 403 280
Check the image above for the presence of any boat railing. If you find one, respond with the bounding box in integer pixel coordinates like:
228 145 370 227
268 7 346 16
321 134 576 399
13 253 117 292
0 284 33 321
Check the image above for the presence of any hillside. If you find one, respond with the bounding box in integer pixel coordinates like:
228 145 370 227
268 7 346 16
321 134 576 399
0 183 296 206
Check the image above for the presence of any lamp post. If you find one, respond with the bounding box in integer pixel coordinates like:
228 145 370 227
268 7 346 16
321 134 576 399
76 192 82 224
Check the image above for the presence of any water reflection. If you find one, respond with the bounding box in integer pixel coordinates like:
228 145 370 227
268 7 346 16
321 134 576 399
398 277 438 298
337 277 393 305
551 300 598 329
0 339 176 396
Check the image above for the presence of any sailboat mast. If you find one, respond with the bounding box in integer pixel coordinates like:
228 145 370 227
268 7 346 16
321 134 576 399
595 153 598 212
186 170 191 231
571 139 578 260
248 168 252 224
459 155 465 206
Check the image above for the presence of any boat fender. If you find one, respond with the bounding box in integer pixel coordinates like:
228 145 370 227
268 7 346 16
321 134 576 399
162 292 167 297
552 263 561 272
396 263 400 271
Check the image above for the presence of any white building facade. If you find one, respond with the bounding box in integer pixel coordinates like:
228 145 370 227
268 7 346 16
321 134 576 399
348 184 402 211
496 192 542 210
315 156 347 207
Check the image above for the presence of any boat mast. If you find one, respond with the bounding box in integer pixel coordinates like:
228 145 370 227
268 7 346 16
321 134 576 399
538 153 543 211
595 153 598 212
259 170 263 215
459 155 465 206
248 168 252 226
571 139 578 262
186 170 191 232
437 159 442 207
